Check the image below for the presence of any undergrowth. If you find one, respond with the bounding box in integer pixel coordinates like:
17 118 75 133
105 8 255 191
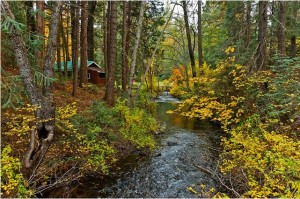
1 96 158 197
170 48 300 198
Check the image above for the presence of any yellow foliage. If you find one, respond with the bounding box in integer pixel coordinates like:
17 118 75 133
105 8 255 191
170 51 300 197
220 114 300 198
1 145 32 198
56 102 77 132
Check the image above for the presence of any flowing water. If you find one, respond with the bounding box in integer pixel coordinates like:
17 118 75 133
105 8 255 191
45 92 222 198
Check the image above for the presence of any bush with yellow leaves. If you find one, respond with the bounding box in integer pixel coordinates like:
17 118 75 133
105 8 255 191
170 48 300 197
1 145 33 198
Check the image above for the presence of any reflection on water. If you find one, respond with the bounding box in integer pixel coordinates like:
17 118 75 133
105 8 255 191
156 102 197 130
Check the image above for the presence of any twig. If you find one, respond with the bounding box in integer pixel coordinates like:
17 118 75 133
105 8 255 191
193 163 242 198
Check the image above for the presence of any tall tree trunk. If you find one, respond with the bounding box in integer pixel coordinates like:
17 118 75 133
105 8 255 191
103 2 107 85
1 1 62 168
182 1 196 78
122 1 129 92
36 1 45 66
57 25 61 80
105 1 117 106
291 1 298 58
25 1 35 39
105 2 111 90
127 1 146 107
80 1 88 86
245 1 251 49
125 2 132 90
87 1 96 60
71 2 79 96
198 0 203 68
277 1 286 55
255 1 268 71
269 1 276 55
60 12 69 78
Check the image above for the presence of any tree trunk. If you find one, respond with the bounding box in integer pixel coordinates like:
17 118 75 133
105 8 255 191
182 1 196 78
291 1 298 58
277 1 286 55
103 2 107 87
122 1 129 92
105 1 117 106
1 1 62 168
87 1 96 61
71 2 79 96
245 1 251 49
60 12 69 78
57 26 61 80
25 1 35 39
36 1 45 66
80 1 88 86
105 2 111 91
125 2 132 91
127 1 146 107
255 1 268 71
198 0 203 68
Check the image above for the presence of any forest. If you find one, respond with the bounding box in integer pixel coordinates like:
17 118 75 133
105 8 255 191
1 0 300 198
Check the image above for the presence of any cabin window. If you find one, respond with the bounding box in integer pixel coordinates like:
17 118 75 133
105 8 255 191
87 73 90 79
99 73 105 78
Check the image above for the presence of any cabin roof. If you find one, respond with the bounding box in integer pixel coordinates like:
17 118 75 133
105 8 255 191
88 66 105 73
54 60 103 72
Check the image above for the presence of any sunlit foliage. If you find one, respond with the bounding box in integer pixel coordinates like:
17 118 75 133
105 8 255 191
170 47 300 197
1 145 33 198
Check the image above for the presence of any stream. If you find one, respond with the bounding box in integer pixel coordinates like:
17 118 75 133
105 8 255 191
46 92 222 198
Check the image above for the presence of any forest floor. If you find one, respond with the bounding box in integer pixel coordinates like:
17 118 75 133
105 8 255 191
53 79 105 112
2 73 149 173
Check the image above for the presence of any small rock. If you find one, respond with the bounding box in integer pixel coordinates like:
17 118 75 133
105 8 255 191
154 153 162 157
167 141 178 146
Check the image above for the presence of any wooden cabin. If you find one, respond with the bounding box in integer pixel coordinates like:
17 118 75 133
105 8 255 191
54 60 105 86
87 62 105 86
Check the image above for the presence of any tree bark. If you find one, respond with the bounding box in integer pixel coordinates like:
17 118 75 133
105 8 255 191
1 1 62 168
125 2 132 91
255 1 268 71
60 12 69 78
103 1 107 86
291 1 298 58
182 1 196 78
36 1 45 66
87 1 96 61
71 2 79 97
57 25 61 80
245 1 251 49
122 1 129 92
277 1 286 55
127 1 146 107
80 1 88 86
105 2 111 91
198 0 203 68
25 1 36 39
105 1 117 106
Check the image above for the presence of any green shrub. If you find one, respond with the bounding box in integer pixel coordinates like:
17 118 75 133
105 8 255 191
116 100 158 149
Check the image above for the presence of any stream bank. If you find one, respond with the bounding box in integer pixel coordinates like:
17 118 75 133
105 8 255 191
45 92 222 197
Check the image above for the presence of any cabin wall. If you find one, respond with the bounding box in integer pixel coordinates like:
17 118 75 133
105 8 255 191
88 70 105 86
